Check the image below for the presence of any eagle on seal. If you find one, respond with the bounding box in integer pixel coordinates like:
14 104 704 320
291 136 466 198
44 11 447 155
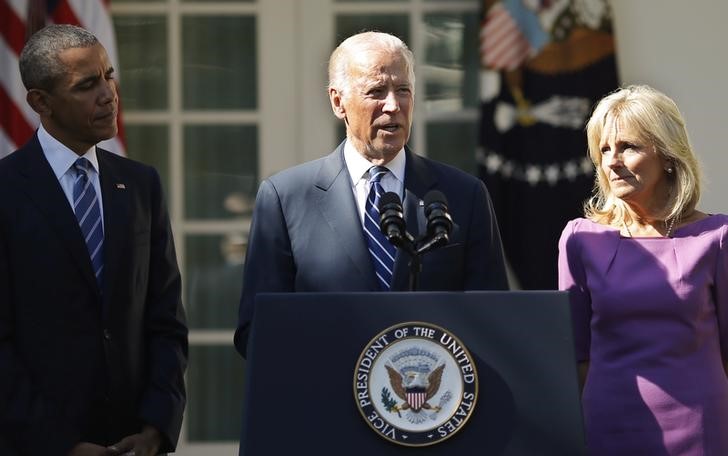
385 364 445 413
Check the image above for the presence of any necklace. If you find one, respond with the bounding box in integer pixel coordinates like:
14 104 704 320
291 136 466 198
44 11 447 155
621 220 633 238
622 217 675 238
665 217 675 238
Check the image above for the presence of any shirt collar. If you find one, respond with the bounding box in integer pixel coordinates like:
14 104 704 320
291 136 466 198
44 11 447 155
343 139 406 184
38 123 100 179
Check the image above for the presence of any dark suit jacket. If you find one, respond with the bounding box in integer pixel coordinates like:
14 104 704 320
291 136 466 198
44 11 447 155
0 134 188 454
235 142 508 355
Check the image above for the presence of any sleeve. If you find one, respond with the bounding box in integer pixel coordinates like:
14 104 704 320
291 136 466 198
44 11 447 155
557 220 592 362
0 203 80 454
138 167 188 452
463 179 509 290
715 222 728 362
234 179 296 357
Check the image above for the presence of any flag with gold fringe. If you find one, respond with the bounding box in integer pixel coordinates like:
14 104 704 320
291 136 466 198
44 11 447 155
478 0 618 289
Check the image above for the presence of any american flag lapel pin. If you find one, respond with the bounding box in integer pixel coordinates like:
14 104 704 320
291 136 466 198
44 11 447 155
116 183 126 189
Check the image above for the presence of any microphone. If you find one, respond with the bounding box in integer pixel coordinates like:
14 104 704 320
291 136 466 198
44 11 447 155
378 192 408 247
376 191 453 291
423 190 453 249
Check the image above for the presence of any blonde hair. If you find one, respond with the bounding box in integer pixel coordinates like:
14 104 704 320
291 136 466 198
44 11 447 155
328 31 415 97
584 85 702 226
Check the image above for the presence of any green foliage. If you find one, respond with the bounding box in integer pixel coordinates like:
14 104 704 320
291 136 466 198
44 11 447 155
381 387 401 417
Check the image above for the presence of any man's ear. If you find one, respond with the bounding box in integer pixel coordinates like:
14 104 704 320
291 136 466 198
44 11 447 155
26 89 52 116
328 87 346 120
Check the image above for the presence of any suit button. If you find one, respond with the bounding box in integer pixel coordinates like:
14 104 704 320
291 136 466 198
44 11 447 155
103 329 112 341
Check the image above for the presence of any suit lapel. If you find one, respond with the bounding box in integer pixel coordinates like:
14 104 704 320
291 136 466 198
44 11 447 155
16 136 98 291
391 148 436 290
98 149 130 311
314 142 379 290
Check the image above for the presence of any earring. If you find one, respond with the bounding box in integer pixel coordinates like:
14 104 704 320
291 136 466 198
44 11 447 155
666 167 674 174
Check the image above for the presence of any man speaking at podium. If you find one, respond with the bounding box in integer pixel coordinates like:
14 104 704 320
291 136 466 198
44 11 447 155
235 31 508 356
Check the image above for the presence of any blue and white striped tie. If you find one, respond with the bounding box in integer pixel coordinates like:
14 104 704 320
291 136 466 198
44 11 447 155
364 166 396 290
73 158 104 287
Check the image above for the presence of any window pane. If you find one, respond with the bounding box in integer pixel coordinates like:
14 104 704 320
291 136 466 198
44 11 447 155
426 121 477 175
423 12 480 112
182 16 257 109
124 125 170 198
183 125 258 220
335 14 410 45
187 345 245 441
113 15 168 110
185 233 245 329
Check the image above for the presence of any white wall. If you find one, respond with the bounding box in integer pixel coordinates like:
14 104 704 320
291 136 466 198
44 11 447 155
611 0 728 213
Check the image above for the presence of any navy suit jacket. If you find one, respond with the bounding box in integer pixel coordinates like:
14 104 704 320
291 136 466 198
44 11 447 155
235 142 508 355
0 134 188 454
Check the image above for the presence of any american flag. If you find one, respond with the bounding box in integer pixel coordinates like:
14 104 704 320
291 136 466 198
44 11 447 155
0 0 125 158
480 2 532 71
480 0 549 71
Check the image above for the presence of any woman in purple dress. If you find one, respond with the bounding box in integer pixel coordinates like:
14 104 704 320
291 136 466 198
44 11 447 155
558 85 728 455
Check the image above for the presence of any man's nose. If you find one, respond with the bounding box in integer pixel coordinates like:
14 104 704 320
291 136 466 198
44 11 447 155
382 90 400 112
99 78 116 103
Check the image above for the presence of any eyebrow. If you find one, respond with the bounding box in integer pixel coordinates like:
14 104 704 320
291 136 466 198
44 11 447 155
600 137 641 149
73 66 115 89
362 80 411 90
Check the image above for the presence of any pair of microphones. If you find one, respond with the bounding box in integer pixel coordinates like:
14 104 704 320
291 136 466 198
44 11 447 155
377 190 453 289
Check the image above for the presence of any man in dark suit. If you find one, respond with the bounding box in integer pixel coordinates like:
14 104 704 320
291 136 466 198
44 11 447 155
0 25 187 455
234 31 509 356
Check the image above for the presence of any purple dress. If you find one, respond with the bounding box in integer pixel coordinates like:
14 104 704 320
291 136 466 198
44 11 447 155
558 215 728 455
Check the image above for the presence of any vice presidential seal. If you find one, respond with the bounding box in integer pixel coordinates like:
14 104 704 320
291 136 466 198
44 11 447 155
353 322 478 446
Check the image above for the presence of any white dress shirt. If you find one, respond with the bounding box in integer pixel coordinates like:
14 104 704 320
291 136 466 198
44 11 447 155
38 124 105 230
343 140 406 225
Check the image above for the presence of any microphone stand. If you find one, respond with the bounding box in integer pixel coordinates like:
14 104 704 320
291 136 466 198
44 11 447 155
379 191 451 292
398 232 448 291
387 233 421 291
407 253 422 292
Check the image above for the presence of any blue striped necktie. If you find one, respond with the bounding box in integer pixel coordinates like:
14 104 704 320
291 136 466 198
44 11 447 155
73 158 104 287
364 166 396 290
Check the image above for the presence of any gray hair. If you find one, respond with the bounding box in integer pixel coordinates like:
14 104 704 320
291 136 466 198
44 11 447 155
328 31 415 97
19 24 99 91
